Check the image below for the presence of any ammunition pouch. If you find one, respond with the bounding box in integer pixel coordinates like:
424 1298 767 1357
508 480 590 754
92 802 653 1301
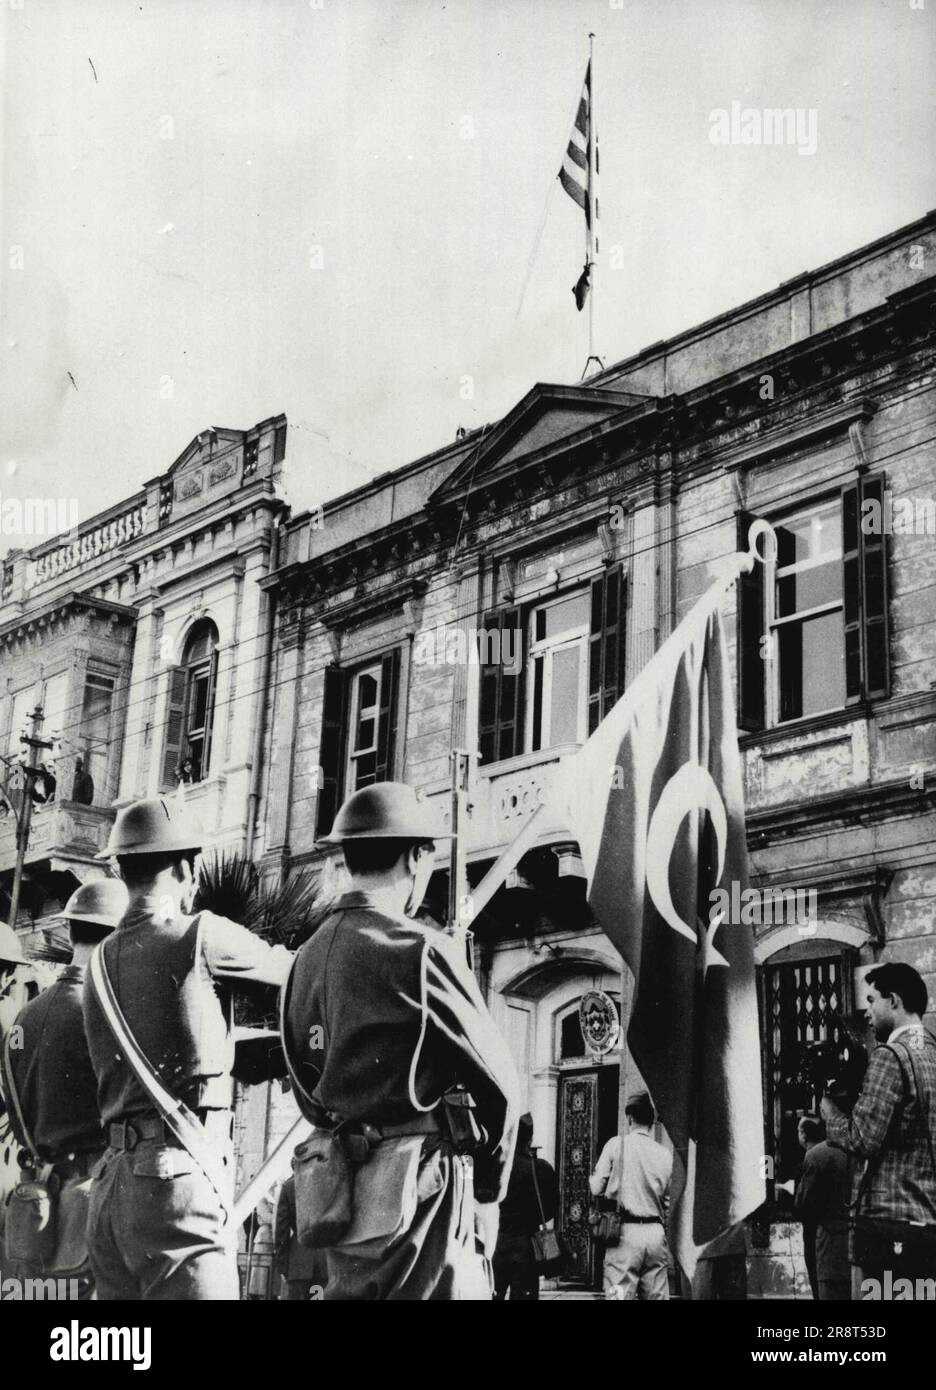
440 1086 484 1156
292 1129 354 1250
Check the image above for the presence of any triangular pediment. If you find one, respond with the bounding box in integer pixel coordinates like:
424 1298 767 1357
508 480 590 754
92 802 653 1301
166 427 243 477
431 383 653 503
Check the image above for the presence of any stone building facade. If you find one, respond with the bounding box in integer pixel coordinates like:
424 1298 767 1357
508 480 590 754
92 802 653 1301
258 210 936 1291
0 415 288 934
0 415 293 1281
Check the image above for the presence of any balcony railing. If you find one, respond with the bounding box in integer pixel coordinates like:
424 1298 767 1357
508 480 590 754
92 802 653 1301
423 743 581 862
0 801 115 875
27 504 146 588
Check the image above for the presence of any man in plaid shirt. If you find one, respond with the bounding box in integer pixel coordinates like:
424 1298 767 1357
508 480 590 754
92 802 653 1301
822 962 936 1294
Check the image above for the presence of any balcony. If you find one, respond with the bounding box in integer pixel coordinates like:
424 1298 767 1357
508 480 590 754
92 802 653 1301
0 800 115 875
423 744 581 863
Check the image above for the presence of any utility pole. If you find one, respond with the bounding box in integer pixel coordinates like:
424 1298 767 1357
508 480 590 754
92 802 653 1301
8 705 53 928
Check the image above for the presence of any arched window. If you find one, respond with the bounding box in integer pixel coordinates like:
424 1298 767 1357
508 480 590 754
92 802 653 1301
161 620 219 789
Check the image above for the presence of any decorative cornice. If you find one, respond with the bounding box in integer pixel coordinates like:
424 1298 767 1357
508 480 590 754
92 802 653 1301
0 593 138 648
319 576 428 631
746 779 936 843
716 398 878 476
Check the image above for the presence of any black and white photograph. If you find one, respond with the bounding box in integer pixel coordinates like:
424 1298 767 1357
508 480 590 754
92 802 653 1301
0 0 934 1365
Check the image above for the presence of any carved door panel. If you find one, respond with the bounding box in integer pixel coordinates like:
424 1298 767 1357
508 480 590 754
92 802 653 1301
557 1071 599 1285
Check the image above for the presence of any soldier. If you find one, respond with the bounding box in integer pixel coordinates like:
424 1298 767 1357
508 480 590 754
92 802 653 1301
82 795 293 1300
0 921 36 1237
282 781 521 1300
0 920 33 1039
2 879 128 1297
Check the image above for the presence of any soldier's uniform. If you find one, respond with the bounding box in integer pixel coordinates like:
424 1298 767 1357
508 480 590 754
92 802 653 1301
3 880 128 1297
282 784 520 1301
82 798 292 1301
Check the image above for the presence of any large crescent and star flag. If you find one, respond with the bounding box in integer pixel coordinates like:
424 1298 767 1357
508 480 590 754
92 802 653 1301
565 587 765 1276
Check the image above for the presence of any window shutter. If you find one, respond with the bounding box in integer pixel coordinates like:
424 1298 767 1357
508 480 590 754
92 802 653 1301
588 564 627 735
375 647 401 782
477 606 525 766
736 510 766 732
842 482 863 702
160 667 187 790
315 666 347 838
860 474 890 700
202 648 219 778
842 474 890 704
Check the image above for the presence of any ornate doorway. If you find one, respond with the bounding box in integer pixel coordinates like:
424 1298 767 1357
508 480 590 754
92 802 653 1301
556 1064 619 1287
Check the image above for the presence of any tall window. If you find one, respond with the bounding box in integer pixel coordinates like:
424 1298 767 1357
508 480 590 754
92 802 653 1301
478 564 626 766
78 674 115 803
345 662 384 793
315 648 401 838
528 592 590 752
736 475 890 732
162 620 219 790
769 502 844 722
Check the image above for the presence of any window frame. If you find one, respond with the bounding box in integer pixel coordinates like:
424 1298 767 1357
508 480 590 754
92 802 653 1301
525 589 591 754
79 671 116 803
344 659 385 795
764 497 846 727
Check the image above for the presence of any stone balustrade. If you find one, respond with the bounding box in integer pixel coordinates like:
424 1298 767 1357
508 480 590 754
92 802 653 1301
27 504 146 588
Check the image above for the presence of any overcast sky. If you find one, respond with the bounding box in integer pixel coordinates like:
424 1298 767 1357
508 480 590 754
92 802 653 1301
0 0 933 552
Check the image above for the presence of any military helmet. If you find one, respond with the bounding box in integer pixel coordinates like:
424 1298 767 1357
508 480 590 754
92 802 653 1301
96 796 204 859
0 920 26 966
322 782 454 844
60 878 128 932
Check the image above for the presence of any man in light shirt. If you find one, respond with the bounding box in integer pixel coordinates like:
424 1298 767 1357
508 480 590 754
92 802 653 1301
589 1091 672 1300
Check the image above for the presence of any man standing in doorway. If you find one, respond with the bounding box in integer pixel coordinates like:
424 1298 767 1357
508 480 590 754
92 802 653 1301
589 1091 672 1300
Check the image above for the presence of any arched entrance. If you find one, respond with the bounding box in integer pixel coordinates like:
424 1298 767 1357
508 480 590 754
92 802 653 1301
492 945 623 1288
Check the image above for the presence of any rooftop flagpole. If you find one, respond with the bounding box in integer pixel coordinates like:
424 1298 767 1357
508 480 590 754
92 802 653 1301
587 31 597 370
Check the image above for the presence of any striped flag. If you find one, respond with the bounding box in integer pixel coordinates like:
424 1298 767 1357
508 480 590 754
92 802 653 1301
559 61 594 227
560 61 598 309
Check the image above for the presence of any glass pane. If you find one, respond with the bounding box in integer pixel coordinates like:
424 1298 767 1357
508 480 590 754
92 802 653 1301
560 1011 586 1059
82 678 113 726
813 504 842 556
543 592 589 640
778 610 844 720
353 753 377 788
776 558 841 617
184 621 218 665
549 644 581 745
355 717 375 752
358 672 379 711
776 504 841 570
190 671 209 730
531 655 544 752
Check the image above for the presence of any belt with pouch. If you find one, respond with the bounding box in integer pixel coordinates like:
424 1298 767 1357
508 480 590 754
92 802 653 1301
620 1210 663 1224
108 1111 230 1151
339 1110 441 1164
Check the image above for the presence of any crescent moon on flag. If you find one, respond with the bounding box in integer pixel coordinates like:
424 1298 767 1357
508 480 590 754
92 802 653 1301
645 761 728 946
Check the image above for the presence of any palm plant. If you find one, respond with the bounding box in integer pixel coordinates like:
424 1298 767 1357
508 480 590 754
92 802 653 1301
193 849 325 949
192 850 326 1033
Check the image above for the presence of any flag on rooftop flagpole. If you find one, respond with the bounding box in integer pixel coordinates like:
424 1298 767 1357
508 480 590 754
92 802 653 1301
559 61 592 223
563 580 766 1277
559 59 598 311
